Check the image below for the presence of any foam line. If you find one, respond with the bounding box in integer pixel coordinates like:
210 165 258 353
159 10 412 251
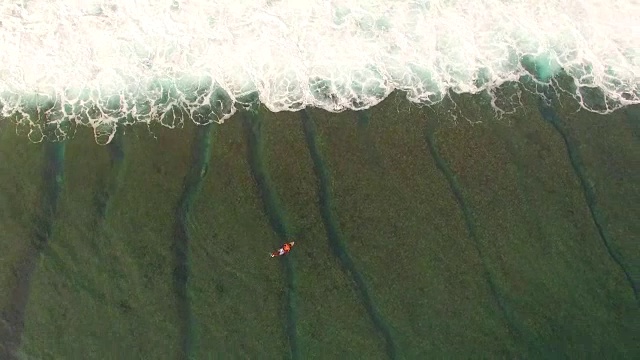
1 0 638 143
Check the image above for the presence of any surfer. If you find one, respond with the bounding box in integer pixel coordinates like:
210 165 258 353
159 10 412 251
271 241 295 258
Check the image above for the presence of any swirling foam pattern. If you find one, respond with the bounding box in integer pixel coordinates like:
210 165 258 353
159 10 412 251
0 0 638 142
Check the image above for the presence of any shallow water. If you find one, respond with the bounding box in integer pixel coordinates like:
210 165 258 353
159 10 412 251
0 86 638 358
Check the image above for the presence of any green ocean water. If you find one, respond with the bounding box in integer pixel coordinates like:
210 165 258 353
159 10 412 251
0 85 639 359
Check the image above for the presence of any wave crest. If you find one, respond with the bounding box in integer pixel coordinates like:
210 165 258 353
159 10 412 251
1 0 638 142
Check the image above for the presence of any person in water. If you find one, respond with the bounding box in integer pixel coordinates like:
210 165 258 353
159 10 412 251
271 241 295 257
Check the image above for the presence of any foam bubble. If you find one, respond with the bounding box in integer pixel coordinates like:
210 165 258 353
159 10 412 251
0 0 638 142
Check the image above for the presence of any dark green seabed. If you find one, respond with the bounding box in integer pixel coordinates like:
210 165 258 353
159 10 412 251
0 87 638 359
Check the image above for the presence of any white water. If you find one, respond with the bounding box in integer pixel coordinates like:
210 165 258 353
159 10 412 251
0 0 638 142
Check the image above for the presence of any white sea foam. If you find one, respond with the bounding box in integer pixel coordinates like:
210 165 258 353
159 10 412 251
0 0 638 142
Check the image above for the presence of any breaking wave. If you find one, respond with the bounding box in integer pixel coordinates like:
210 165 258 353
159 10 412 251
0 0 638 143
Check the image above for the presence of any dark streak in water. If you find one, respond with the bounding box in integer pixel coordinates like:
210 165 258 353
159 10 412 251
301 110 398 360
243 111 299 360
96 130 125 221
81 129 126 269
493 125 564 356
39 130 124 316
539 99 639 304
0 141 65 360
173 124 214 359
424 121 526 347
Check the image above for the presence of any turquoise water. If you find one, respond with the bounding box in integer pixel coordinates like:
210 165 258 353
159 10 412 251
1 1 639 358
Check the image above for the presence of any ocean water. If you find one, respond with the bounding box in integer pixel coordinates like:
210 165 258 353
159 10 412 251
0 0 638 142
0 1 639 359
